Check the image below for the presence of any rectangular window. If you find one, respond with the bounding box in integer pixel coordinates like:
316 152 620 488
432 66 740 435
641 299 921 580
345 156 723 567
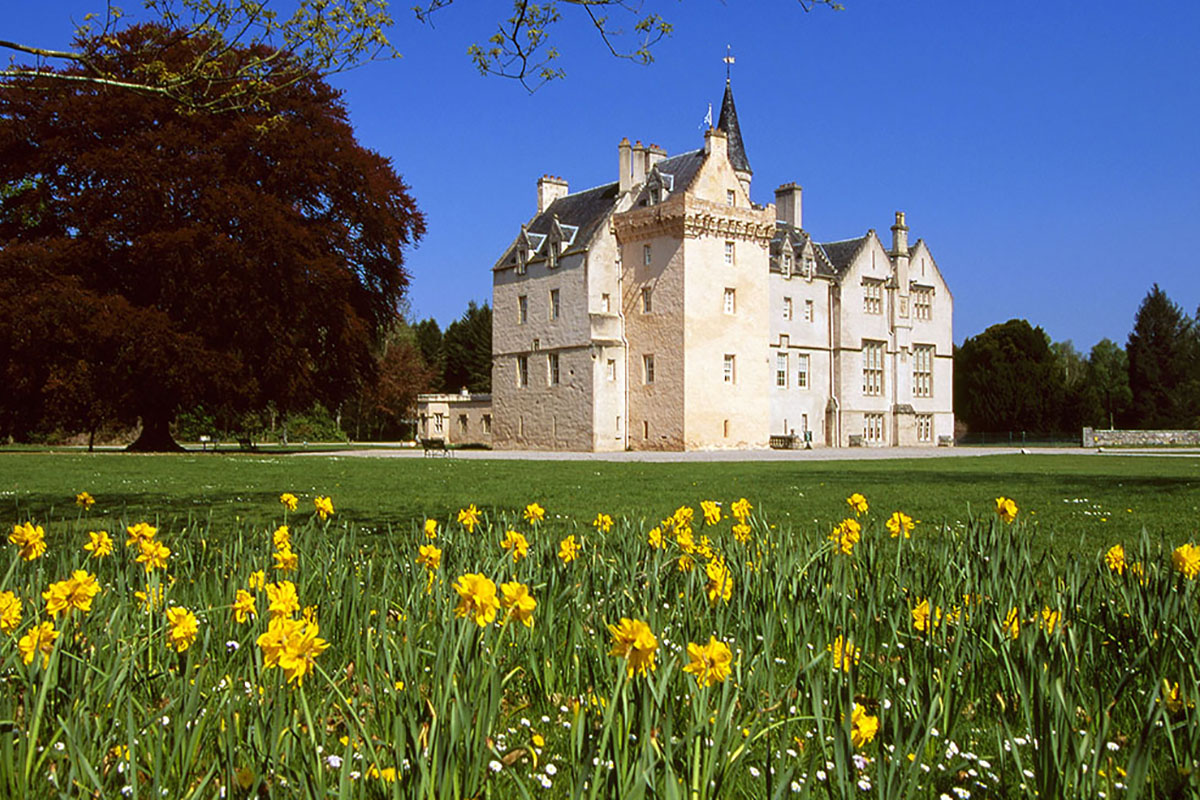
643 354 655 384
723 354 736 384
863 280 883 314
862 340 884 396
641 286 652 313
914 288 933 320
601 292 611 313
517 355 529 387
797 354 809 389
864 413 885 444
776 352 788 387
724 241 735 266
643 420 649 439
548 352 560 386
804 299 814 322
458 414 468 434
913 344 934 398
434 413 444 434
783 254 792 278
606 358 616 381
726 189 736 207
518 295 528 324
549 289 560 320
783 297 793 320
643 244 652 266
723 287 736 314
916 413 933 443
482 414 492 434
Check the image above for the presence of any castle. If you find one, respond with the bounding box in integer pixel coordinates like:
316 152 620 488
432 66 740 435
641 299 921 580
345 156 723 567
489 79 953 451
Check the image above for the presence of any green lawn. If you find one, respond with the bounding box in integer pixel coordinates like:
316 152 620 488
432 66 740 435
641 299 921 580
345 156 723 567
3 451 1198 556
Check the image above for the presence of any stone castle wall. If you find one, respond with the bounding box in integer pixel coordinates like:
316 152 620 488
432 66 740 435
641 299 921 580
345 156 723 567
1082 427 1200 447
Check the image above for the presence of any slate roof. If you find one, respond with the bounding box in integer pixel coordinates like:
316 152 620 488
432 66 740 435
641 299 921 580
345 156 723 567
494 182 620 269
770 223 838 278
631 148 707 206
717 80 751 174
816 235 870 274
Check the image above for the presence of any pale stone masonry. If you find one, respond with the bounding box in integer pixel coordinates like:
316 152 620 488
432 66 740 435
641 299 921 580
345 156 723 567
416 391 493 446
491 80 954 451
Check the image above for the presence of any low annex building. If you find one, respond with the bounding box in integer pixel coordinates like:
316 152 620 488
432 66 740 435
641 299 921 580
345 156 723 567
416 390 493 447
490 79 953 451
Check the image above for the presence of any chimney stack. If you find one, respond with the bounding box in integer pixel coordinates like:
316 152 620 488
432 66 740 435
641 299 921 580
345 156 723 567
890 211 909 255
537 175 569 214
704 127 728 160
775 183 803 228
647 143 667 172
618 138 632 193
630 141 647 187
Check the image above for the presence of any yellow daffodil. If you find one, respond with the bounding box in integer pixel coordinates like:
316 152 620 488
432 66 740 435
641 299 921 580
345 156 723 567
84 530 114 558
279 492 299 512
1161 679 1189 715
423 519 438 539
272 525 291 550
1104 543 1126 575
0 591 23 633
828 635 861 672
558 534 581 564
732 522 752 543
731 497 752 523
233 589 256 623
136 538 171 573
266 581 300 619
273 547 298 572
75 491 96 508
828 518 861 556
886 511 914 538
314 496 334 520
846 493 869 516
453 573 500 627
648 526 665 550
134 585 165 612
500 530 529 562
18 620 58 667
592 513 614 533
276 619 329 685
10 521 47 561
1039 606 1061 635
1172 543 1200 579
417 543 442 571
705 558 733 604
700 500 722 526
125 522 157 548
248 570 266 592
165 606 199 652
994 496 1018 524
42 570 101 618
912 598 942 633
848 703 879 748
523 502 546 524
500 581 536 628
1003 607 1020 640
677 554 695 573
671 506 695 530
683 636 733 687
457 504 481 533
677 528 696 554
608 617 658 678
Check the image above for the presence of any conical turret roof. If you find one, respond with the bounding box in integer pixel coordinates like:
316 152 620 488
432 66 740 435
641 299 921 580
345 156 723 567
717 79 751 174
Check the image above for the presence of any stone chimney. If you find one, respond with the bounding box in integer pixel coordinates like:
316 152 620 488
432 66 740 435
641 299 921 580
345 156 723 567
647 143 667 172
630 141 647 187
775 183 803 228
704 127 728 160
537 175 569 215
618 138 632 193
890 211 909 255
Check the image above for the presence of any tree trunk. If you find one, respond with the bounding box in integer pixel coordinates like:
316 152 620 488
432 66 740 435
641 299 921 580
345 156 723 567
127 411 185 452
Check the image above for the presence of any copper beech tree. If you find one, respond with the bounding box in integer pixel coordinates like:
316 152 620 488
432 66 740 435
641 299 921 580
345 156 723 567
0 25 424 450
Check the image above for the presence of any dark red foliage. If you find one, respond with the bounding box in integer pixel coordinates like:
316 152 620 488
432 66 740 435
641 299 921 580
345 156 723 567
0 25 424 448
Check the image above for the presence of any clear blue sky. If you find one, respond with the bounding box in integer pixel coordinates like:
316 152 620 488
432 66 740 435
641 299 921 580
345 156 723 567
11 2 1200 351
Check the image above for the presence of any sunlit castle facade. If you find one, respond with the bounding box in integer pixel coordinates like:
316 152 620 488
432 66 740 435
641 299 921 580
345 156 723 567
490 79 954 451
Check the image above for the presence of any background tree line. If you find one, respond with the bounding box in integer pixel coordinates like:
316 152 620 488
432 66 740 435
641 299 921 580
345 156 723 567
954 284 1200 436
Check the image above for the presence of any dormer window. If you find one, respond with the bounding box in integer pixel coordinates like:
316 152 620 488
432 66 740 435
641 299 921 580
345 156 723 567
547 244 558 269
783 253 792 278
804 257 815 279
516 246 527 275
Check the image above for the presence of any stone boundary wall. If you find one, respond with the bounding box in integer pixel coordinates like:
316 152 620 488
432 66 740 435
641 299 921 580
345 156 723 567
1081 427 1200 447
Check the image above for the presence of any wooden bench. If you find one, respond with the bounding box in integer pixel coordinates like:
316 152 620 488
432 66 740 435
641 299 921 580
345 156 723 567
421 438 450 457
